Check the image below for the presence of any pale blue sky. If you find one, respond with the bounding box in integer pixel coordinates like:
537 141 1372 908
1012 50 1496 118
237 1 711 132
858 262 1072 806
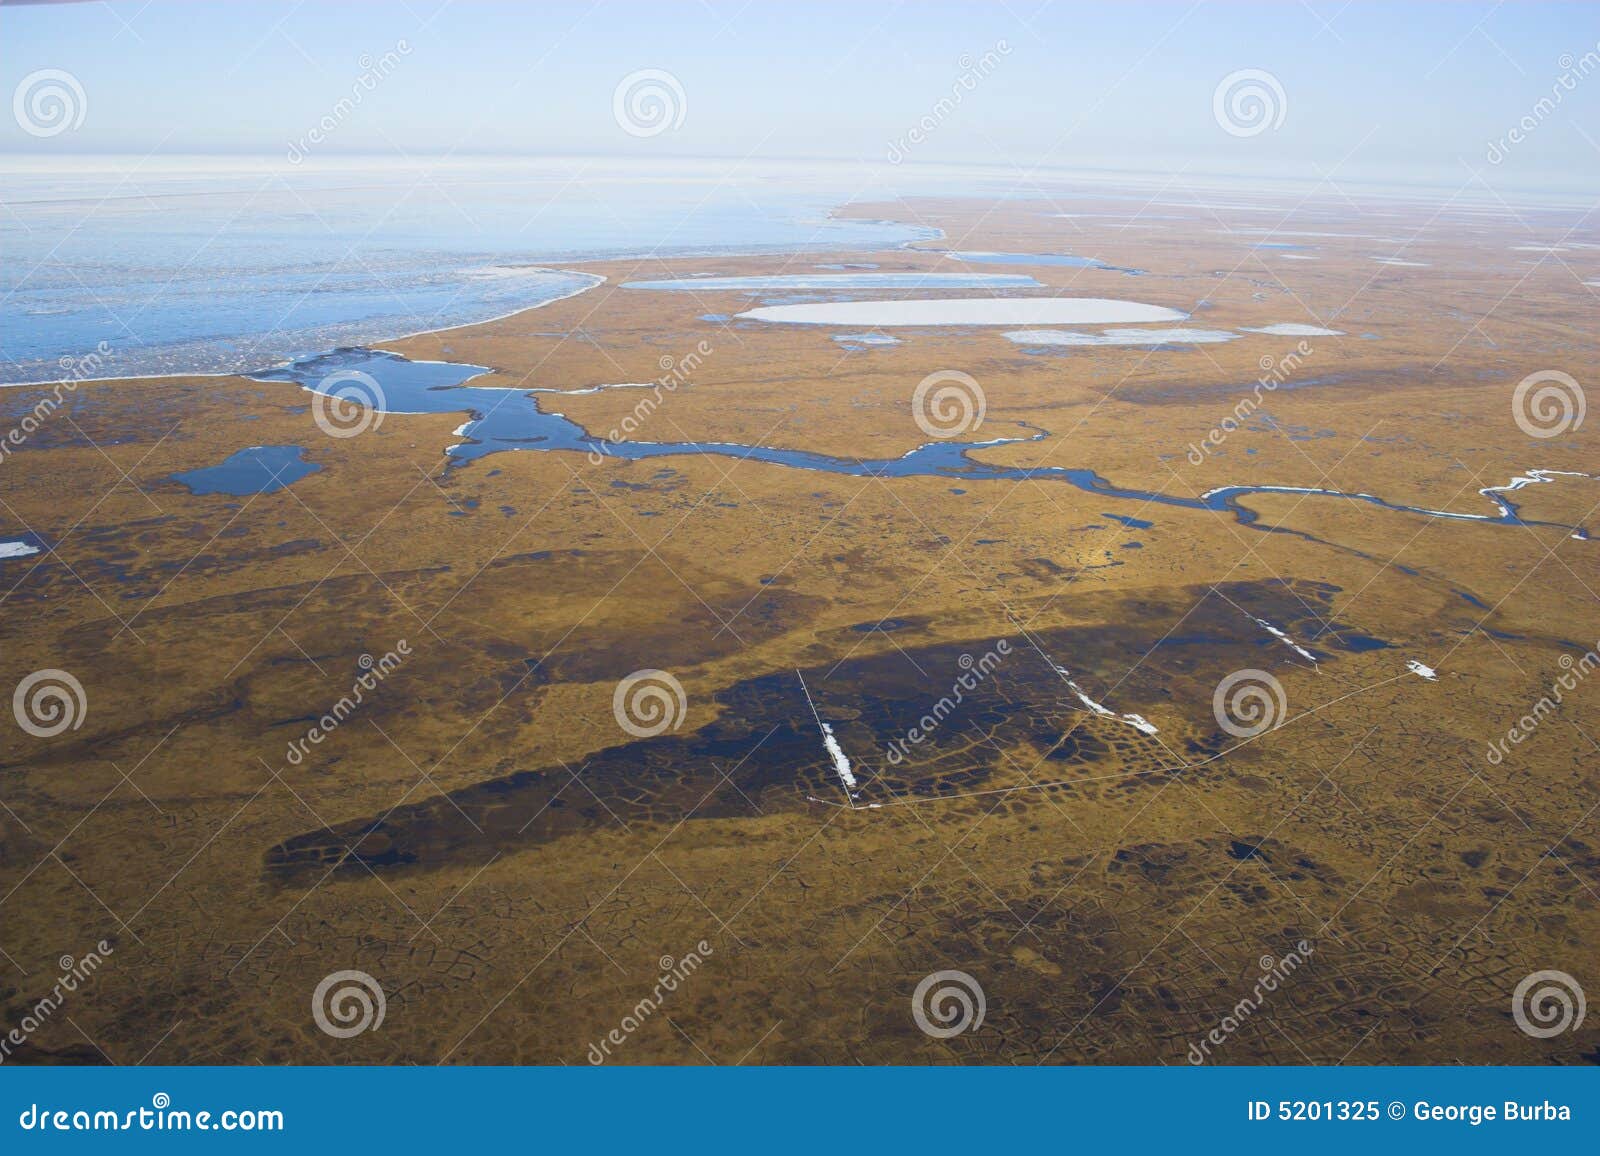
2 0 1597 194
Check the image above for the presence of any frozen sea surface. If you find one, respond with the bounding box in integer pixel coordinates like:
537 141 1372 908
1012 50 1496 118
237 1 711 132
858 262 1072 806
0 157 937 384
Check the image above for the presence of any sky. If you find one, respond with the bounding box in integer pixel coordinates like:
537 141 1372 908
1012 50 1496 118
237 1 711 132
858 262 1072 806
1 0 1598 195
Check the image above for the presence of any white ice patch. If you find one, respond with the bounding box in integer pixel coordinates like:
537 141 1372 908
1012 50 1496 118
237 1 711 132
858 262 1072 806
1241 324 1345 337
1222 229 1388 239
0 540 40 559
819 721 858 791
1370 257 1428 267
736 298 1190 327
1048 662 1159 735
528 382 657 395
1406 660 1438 681
998 326 1235 344
1200 484 1349 501
1479 469 1596 521
624 273 1039 291
1243 611 1319 663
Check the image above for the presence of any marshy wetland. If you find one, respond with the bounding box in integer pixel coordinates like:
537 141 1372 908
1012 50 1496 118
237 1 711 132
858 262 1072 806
2 187 1597 1068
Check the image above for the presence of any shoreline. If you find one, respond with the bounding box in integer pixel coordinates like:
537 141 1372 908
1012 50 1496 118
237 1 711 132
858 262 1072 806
0 269 605 390
0 220 947 391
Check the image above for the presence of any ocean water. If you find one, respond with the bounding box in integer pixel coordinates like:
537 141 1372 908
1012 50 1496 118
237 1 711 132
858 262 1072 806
0 156 937 383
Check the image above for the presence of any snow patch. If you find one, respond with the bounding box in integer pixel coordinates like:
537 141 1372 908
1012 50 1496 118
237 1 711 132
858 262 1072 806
1241 323 1345 337
1048 662 1159 735
1244 612 1319 663
820 722 858 791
